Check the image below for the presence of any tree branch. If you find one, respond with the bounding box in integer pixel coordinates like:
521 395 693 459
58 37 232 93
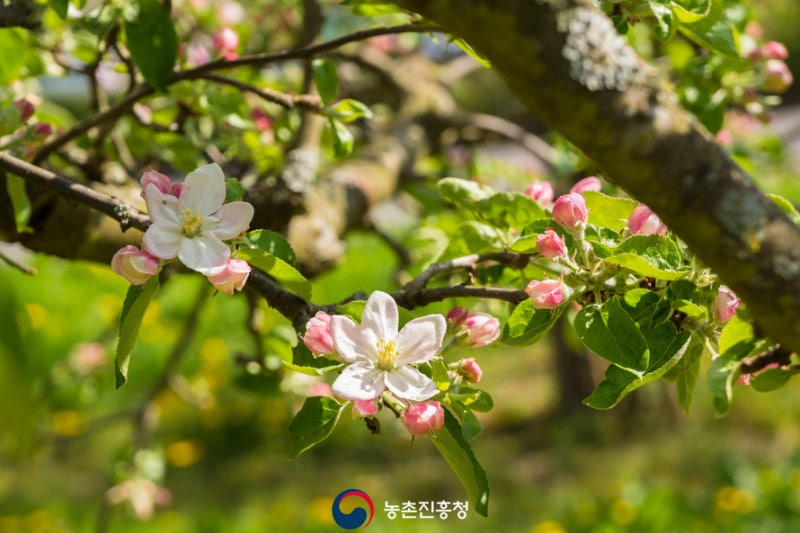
397 0 800 354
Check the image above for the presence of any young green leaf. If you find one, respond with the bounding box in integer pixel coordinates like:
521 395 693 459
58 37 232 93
437 177 492 205
327 99 373 123
115 276 160 388
327 118 354 157
6 174 32 234
678 0 740 59
671 337 703 412
312 59 339 105
501 299 563 347
246 229 298 268
430 409 490 517
649 1 677 41
583 191 638 232
288 396 346 459
671 0 711 23
237 247 311 300
604 235 685 280
49 0 69 19
450 37 491 68
123 0 178 91
574 298 650 375
224 178 243 202
750 368 800 392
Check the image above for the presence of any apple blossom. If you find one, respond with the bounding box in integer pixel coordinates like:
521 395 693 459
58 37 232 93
628 204 667 235
715 285 741 323
463 313 500 348
207 258 251 295
142 163 254 276
525 278 570 310
212 28 239 59
402 401 445 436
525 180 554 207
763 59 793 93
111 245 160 285
762 41 788 60
141 169 183 198
458 358 483 383
570 176 602 195
106 478 171 521
302 311 336 356
446 306 469 329
329 291 445 402
552 192 588 231
536 227 567 259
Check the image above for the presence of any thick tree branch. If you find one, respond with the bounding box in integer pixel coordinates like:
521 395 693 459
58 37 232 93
397 0 800 354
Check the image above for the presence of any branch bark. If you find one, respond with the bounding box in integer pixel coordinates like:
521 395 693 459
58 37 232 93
397 0 800 354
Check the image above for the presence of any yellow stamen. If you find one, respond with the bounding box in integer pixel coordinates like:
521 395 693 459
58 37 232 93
376 338 400 370
182 209 204 237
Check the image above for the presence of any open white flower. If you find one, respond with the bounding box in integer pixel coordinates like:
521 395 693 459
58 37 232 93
142 163 253 276
330 291 446 402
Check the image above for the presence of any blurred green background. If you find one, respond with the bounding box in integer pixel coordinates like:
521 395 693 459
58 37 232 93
4 229 800 533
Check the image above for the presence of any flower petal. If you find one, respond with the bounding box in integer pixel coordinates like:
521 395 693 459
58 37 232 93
395 314 446 365
180 163 226 216
360 291 398 340
384 366 438 402
205 201 254 240
144 184 181 226
330 315 377 363
142 223 182 260
177 234 230 275
332 363 385 401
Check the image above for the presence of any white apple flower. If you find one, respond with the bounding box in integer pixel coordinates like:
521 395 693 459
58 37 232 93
330 291 446 402
142 163 253 276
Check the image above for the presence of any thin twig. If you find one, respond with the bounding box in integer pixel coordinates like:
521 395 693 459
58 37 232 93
740 344 793 375
0 245 36 274
195 73 323 111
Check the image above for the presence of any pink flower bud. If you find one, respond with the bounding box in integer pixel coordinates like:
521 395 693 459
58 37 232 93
12 99 34 122
762 41 788 60
212 28 239 53
141 169 172 195
33 123 53 137
570 176 602 195
552 192 588 231
715 129 734 147
302 311 335 356
186 43 211 66
525 180 554 207
763 59 793 93
353 399 379 417
536 227 567 259
446 306 469 329
207 258 251 295
111 245 160 285
458 358 483 383
715 285 741 323
463 313 500 348
250 108 272 131
525 278 569 310
628 204 667 235
402 401 444 437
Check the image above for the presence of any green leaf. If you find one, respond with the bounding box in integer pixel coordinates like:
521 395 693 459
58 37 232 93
237 247 311 300
0 29 29 85
678 0 740 59
49 0 69 19
604 235 685 280
441 221 503 258
224 177 243 202
575 298 650 375
474 192 547 230
510 219 553 253
327 99 372 123
327 118 353 157
719 315 754 355
649 1 677 41
437 177 492 205
6 174 32 234
115 276 160 388
450 37 491 68
583 191 638 232
671 0 711 23
707 351 742 416
431 359 450 391
340 0 405 16
583 327 694 409
312 59 338 105
450 402 484 441
288 396 345 459
750 368 800 392
769 193 800 226
501 299 563 347
667 335 704 412
290 341 339 371
246 229 298 268
123 0 178 91
430 409 490 517
449 388 494 412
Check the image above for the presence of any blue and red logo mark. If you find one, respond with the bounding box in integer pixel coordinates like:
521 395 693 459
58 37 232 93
331 489 374 529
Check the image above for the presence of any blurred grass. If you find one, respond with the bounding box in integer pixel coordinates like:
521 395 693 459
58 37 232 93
3 237 800 532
